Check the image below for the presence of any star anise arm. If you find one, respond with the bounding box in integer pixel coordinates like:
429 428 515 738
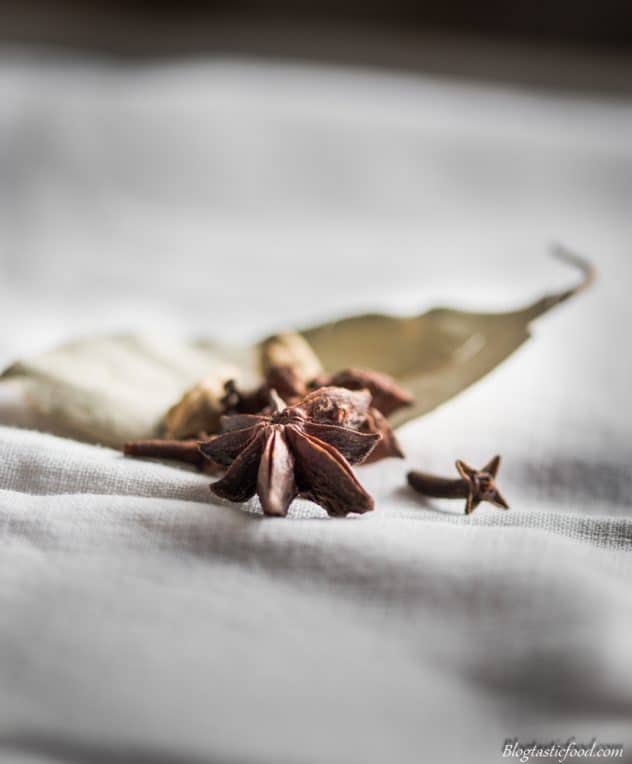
210 429 267 503
455 459 476 482
285 426 374 517
484 454 501 478
257 428 297 516
301 421 380 465
199 422 266 467
219 414 269 432
296 387 372 429
362 408 405 462
319 368 414 417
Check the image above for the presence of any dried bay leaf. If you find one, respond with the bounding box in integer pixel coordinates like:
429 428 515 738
0 335 255 447
0 248 593 446
300 248 594 428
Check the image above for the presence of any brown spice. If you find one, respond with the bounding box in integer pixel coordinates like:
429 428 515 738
363 408 405 462
222 365 411 462
407 455 509 514
310 368 412 461
123 438 222 475
311 367 414 417
200 388 380 517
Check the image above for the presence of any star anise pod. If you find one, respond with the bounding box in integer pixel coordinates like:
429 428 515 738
221 365 411 462
362 407 405 461
310 367 414 417
311 368 412 462
199 388 380 517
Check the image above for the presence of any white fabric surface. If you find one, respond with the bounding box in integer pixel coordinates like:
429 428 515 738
1 53 632 763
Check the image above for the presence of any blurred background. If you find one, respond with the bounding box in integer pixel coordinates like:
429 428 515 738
1 1 631 367
0 0 632 362
3 0 632 89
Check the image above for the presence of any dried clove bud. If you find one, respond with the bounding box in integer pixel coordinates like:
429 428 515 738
124 437 222 475
407 455 509 514
199 388 380 517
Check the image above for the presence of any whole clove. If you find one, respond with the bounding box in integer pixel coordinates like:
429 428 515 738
124 438 222 475
407 455 509 514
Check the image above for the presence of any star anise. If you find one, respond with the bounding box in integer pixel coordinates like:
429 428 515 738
221 365 411 462
309 367 412 462
310 367 414 417
199 388 380 517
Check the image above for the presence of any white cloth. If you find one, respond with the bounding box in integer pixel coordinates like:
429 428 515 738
1 53 632 764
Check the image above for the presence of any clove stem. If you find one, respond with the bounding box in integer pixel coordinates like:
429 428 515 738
407 470 469 499
124 438 205 467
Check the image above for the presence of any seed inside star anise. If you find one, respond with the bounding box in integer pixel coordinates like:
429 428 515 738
199 387 380 517
310 367 414 417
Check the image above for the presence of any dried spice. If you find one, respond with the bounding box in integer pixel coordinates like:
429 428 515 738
199 388 380 517
308 367 412 462
219 365 411 463
124 438 222 475
363 408 404 462
123 370 392 474
310 368 414 417
0 248 593 448
407 455 509 514
288 385 372 430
